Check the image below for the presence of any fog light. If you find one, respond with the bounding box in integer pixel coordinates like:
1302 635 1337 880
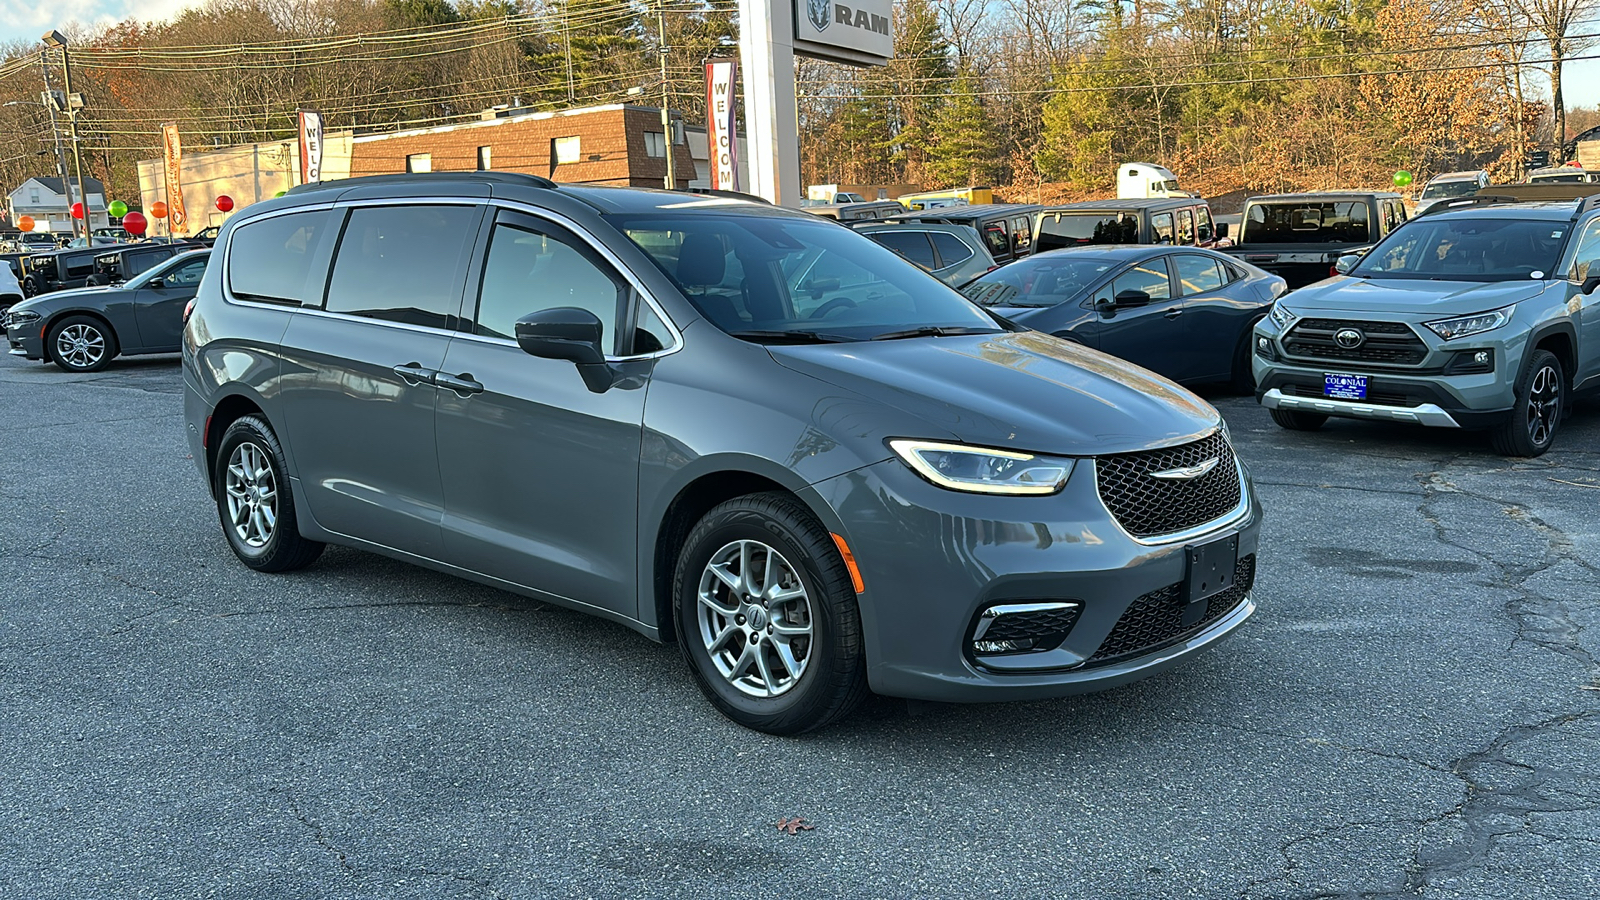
974 638 1036 653
1257 337 1268 350
1254 336 1278 361
1474 351 1489 364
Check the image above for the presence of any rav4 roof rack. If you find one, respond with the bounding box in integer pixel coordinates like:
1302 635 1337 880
285 171 557 195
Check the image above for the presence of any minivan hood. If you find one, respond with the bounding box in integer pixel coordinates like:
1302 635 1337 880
767 331 1219 456
1284 277 1553 317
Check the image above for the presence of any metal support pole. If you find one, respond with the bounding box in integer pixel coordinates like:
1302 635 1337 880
658 2 675 190
36 52 74 237
737 0 800 206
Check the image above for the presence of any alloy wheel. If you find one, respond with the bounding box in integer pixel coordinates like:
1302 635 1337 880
1525 364 1560 448
696 539 814 698
224 441 278 549
55 323 105 370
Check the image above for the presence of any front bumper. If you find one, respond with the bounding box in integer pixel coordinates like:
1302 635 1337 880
4 320 44 359
810 455 1262 703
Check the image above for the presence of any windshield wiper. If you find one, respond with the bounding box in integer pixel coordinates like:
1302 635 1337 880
870 326 1000 341
726 329 857 344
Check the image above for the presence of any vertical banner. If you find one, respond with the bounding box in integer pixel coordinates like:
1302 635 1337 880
704 59 740 191
299 110 324 184
161 123 189 234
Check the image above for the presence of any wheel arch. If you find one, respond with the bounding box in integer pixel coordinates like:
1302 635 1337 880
1528 322 1576 385
44 307 118 346
203 390 270 491
646 458 844 643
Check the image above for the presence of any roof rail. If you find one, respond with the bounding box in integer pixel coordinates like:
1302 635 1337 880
674 187 772 204
285 171 557 195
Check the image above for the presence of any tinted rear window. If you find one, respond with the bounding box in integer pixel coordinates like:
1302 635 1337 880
326 205 478 328
1037 213 1140 250
229 210 333 304
930 232 974 266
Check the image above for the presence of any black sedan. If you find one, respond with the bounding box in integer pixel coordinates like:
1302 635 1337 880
4 249 209 373
962 246 1287 390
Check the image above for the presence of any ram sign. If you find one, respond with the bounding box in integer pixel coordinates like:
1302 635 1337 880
793 0 892 67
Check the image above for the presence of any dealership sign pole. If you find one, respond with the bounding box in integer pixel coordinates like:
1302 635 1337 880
737 0 891 206
705 58 740 191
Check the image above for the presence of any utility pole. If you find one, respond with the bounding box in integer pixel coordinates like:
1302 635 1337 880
42 32 91 241
35 51 75 238
657 0 675 190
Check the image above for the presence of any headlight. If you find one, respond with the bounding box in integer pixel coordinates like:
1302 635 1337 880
1424 306 1513 340
4 309 39 329
1267 302 1297 331
889 440 1073 495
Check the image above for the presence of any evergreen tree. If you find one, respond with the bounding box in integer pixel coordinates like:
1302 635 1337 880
926 68 996 187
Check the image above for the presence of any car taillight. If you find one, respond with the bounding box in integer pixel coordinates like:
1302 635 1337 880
1329 265 1339 277
183 299 196 324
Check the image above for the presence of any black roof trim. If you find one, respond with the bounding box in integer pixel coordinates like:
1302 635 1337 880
285 172 557 196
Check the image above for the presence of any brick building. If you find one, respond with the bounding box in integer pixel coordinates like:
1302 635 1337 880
139 103 696 228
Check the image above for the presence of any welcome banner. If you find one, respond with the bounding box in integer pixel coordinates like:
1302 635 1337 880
704 59 739 191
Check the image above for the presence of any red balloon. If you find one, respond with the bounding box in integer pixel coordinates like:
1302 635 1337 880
71 202 84 220
149 201 168 219
121 211 148 235
215 195 234 212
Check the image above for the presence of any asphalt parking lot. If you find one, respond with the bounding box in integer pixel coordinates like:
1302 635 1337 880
1 350 1597 900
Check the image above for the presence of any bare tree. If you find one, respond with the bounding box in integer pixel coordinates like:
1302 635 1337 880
1517 0 1598 149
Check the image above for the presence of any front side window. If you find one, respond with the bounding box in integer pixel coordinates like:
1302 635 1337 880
1355 216 1568 282
325 204 478 327
473 217 627 353
1176 209 1195 245
965 255 1116 308
1174 254 1225 295
1570 217 1600 281
1111 260 1172 302
982 223 1010 256
1197 207 1214 242
164 256 208 285
229 209 333 305
613 211 1002 341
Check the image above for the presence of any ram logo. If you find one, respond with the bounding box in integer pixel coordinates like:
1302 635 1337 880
808 0 830 32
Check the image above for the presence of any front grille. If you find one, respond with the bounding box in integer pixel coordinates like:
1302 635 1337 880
979 606 1082 644
1095 432 1243 538
1284 319 1427 366
1088 556 1256 664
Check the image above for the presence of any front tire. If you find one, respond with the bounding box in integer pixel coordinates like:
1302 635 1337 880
1491 349 1563 457
214 415 325 572
1270 407 1328 430
673 492 868 735
46 315 118 373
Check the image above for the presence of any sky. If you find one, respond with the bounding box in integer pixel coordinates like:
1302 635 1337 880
2 0 1598 111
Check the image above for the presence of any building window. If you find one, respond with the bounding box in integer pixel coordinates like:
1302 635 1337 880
29 189 40 204
553 136 581 165
406 153 432 173
644 131 666 159
477 146 492 171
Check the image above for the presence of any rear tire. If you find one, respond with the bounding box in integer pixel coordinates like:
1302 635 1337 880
214 415 325 572
1270 407 1328 431
673 492 868 735
1490 349 1563 457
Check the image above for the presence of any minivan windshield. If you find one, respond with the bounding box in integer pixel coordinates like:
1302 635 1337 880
1352 216 1567 282
1420 180 1481 200
610 212 1004 342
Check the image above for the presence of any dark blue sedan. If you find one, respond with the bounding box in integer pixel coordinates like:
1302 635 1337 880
963 246 1287 390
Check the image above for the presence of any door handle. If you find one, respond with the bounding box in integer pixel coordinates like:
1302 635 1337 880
1164 308 1183 319
392 363 435 385
435 372 484 396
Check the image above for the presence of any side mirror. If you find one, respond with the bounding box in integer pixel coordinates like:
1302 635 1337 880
1333 254 1362 275
513 307 617 393
1215 222 1230 239
148 277 165 289
804 276 841 298
1111 289 1152 308
1583 274 1600 295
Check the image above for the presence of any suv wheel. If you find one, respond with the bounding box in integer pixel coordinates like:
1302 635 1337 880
214 416 325 571
1269 407 1328 431
1491 349 1563 457
673 492 868 735
46 315 118 373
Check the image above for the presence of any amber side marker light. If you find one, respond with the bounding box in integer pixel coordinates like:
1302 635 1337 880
830 533 866 594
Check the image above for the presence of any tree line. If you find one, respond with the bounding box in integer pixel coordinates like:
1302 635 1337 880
0 0 1594 212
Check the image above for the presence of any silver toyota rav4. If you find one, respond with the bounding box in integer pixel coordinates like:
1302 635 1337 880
184 173 1262 733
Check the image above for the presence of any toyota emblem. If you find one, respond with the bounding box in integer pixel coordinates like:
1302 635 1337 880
1334 328 1365 349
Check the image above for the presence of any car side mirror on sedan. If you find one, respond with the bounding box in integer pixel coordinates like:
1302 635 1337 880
1106 289 1152 310
514 307 618 393
804 276 841 298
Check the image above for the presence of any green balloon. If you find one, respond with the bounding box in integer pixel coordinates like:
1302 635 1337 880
1393 170 1414 187
274 190 286 198
108 199 128 217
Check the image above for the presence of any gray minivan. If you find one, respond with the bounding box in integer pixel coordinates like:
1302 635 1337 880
183 173 1262 734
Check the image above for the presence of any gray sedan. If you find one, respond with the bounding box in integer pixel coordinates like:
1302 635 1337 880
3 249 209 372
963 246 1287 390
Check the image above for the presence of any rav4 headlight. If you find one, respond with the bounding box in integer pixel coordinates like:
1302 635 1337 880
1424 306 1514 340
1267 301 1297 331
889 440 1073 495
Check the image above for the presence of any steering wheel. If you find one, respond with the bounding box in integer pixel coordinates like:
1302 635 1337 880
808 296 857 319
